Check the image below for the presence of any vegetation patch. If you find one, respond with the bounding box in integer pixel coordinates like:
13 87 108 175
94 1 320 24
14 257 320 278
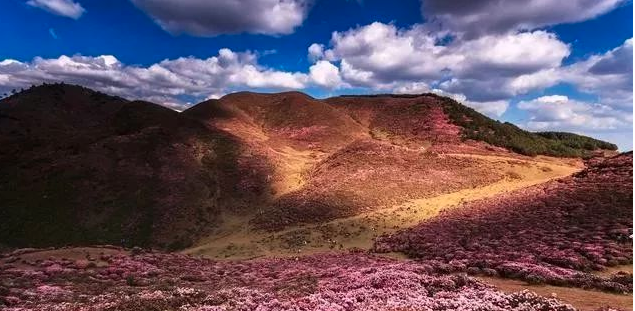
433 94 617 157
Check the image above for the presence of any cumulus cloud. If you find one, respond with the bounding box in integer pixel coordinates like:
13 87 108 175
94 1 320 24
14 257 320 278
26 0 85 19
561 39 633 109
326 23 455 84
517 95 631 131
463 99 510 118
510 38 633 108
306 20 631 127
422 0 625 38
0 49 308 109
320 22 569 102
393 82 431 94
307 43 324 62
309 60 343 89
130 0 310 36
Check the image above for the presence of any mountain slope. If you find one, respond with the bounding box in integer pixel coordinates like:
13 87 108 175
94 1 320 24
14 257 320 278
375 152 632 292
0 85 619 250
434 94 618 157
0 84 252 249
250 94 614 231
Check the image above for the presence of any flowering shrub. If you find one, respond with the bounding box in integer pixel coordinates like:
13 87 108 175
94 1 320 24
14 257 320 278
374 153 633 293
0 248 594 310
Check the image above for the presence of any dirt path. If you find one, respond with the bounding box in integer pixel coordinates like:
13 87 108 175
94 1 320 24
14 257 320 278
184 154 582 259
478 276 633 311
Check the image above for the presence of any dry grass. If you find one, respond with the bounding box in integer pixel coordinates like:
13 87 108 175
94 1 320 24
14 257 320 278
184 154 581 259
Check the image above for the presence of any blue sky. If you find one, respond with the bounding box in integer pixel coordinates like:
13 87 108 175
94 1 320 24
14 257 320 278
0 0 633 149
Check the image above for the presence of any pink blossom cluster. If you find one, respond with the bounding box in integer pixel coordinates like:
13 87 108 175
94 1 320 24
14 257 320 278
374 153 633 293
0 249 595 310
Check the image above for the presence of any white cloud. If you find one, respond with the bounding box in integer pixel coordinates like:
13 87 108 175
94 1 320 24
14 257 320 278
517 95 631 131
327 23 455 83
422 0 625 38
451 31 569 78
322 22 569 101
307 43 325 62
312 21 631 130
517 94 633 150
0 49 308 109
560 39 633 109
26 0 85 19
509 38 633 108
309 60 343 89
130 0 310 36
393 82 431 94
464 99 509 118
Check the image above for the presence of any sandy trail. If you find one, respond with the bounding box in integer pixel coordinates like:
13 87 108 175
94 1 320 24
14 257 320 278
184 153 582 259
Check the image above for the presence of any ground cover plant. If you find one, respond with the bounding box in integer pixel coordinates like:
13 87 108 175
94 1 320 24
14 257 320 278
374 153 633 293
0 247 608 311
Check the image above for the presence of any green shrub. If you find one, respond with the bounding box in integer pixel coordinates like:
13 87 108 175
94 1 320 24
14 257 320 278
432 94 616 158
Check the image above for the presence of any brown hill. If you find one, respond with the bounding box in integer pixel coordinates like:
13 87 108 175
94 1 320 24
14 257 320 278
0 85 619 250
324 95 462 148
0 84 261 250
184 91 368 150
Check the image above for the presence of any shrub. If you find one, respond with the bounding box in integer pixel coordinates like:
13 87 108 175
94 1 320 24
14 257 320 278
432 94 616 157
374 153 633 293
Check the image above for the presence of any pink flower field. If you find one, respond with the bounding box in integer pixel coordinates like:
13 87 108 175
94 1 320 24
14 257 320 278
374 153 633 293
0 248 597 311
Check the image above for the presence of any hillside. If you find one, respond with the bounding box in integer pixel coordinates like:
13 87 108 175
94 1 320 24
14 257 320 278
376 152 633 293
331 94 618 157
434 94 618 157
0 84 260 250
1 153 630 310
0 86 619 251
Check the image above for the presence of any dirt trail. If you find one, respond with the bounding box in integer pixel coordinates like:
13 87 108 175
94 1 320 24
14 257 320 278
478 276 633 311
185 153 582 259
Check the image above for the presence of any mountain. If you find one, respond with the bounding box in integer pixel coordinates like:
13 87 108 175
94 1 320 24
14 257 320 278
0 84 618 249
0 84 242 249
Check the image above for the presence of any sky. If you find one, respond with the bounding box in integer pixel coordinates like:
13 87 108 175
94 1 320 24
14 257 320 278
0 0 633 150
